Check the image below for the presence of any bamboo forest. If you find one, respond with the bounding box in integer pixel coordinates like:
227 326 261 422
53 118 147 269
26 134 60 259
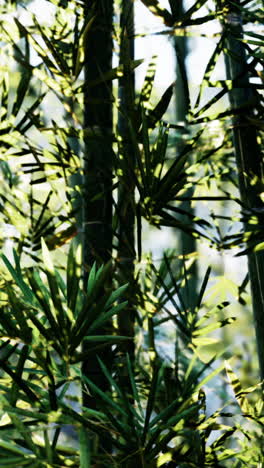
0 0 263 466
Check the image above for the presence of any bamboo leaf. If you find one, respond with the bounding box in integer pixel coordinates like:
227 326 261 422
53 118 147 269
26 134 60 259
12 69 32 117
1 254 34 305
139 55 157 107
82 375 128 418
193 317 236 338
26 270 61 341
41 239 68 332
83 335 131 342
196 267 211 309
225 362 253 415
75 16 96 79
104 283 128 308
139 0 173 26
67 241 81 314
41 238 54 273
86 301 128 334
147 82 174 128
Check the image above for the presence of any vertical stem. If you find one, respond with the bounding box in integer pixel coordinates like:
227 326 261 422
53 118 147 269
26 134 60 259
82 0 113 453
223 1 264 379
174 0 197 311
117 0 135 388
173 7 201 454
79 426 91 468
83 0 113 270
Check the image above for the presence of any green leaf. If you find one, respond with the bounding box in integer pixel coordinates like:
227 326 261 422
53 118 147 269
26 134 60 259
1 254 34 305
138 55 157 107
225 362 253 415
26 270 62 343
193 317 236 338
0 441 27 456
86 262 98 297
41 238 54 273
104 283 128 308
147 82 174 128
139 0 173 26
126 354 144 418
74 16 95 79
196 266 211 309
67 241 81 314
196 362 226 390
83 335 131 342
87 301 128 334
41 239 68 332
80 59 144 93
82 375 128 418
142 363 160 443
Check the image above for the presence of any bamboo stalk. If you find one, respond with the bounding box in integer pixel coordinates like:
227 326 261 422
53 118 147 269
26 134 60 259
223 1 264 380
82 0 114 453
174 0 198 312
117 0 136 390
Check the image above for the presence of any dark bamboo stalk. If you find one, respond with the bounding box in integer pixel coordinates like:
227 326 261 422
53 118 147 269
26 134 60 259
117 0 136 388
82 0 113 453
223 1 264 379
174 0 198 311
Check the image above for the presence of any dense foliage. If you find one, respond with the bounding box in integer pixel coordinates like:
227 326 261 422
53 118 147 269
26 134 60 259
0 0 263 466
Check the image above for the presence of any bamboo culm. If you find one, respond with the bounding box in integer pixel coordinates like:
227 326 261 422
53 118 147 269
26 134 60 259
223 0 264 380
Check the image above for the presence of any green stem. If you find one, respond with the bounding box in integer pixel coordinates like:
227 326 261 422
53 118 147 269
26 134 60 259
79 426 91 468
